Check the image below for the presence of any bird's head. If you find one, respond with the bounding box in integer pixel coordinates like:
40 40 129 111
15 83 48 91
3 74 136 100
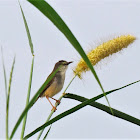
54 60 73 73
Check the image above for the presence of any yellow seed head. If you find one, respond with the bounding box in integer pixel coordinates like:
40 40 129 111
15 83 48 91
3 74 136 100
74 35 136 78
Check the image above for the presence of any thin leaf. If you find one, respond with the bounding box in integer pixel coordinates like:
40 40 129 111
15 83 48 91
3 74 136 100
27 0 110 110
1 47 7 99
10 65 62 139
65 80 140 101
43 125 52 140
24 80 140 138
18 1 35 138
6 56 16 139
19 0 34 56
64 95 140 126
20 57 34 139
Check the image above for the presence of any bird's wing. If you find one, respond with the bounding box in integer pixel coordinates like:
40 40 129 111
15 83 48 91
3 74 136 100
39 72 55 97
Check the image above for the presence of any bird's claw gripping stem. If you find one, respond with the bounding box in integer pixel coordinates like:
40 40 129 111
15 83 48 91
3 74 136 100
56 100 60 105
51 106 57 112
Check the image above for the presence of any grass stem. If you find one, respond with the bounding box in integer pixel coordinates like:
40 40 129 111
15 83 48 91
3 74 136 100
37 75 76 139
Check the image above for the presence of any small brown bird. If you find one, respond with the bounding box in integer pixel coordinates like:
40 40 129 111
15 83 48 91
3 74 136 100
38 60 72 111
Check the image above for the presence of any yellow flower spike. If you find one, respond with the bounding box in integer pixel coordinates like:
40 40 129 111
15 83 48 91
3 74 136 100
74 35 136 78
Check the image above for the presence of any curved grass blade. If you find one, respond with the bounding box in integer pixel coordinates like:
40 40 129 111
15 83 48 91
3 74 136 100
44 79 140 137
27 0 111 111
19 0 34 56
64 94 140 126
43 125 52 140
1 47 7 99
65 80 140 101
24 80 140 138
10 65 62 139
18 1 35 138
6 56 16 139
20 57 34 139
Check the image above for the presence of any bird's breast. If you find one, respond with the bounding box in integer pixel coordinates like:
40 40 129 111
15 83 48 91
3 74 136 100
45 75 65 97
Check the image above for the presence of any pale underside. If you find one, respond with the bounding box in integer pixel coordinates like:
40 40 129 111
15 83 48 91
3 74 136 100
41 77 64 98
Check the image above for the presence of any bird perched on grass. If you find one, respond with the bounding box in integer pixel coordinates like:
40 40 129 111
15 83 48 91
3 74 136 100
37 60 72 111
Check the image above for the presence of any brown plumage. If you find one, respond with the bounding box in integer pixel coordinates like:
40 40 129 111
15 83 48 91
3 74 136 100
35 60 72 111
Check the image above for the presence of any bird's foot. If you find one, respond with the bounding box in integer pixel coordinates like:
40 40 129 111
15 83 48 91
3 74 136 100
50 97 61 105
56 99 60 105
63 92 66 96
51 106 57 112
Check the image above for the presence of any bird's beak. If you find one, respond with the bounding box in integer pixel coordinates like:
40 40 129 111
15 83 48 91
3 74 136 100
67 61 73 65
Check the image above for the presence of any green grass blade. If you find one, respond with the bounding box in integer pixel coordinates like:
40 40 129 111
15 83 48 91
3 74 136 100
27 0 110 110
20 57 34 139
24 80 140 138
1 47 7 99
19 0 34 56
65 80 140 101
6 56 16 139
64 95 140 126
43 125 52 140
10 65 62 139
18 1 35 138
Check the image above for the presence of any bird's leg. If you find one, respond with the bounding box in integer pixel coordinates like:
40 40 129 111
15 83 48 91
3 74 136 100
50 97 60 105
46 96 57 111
